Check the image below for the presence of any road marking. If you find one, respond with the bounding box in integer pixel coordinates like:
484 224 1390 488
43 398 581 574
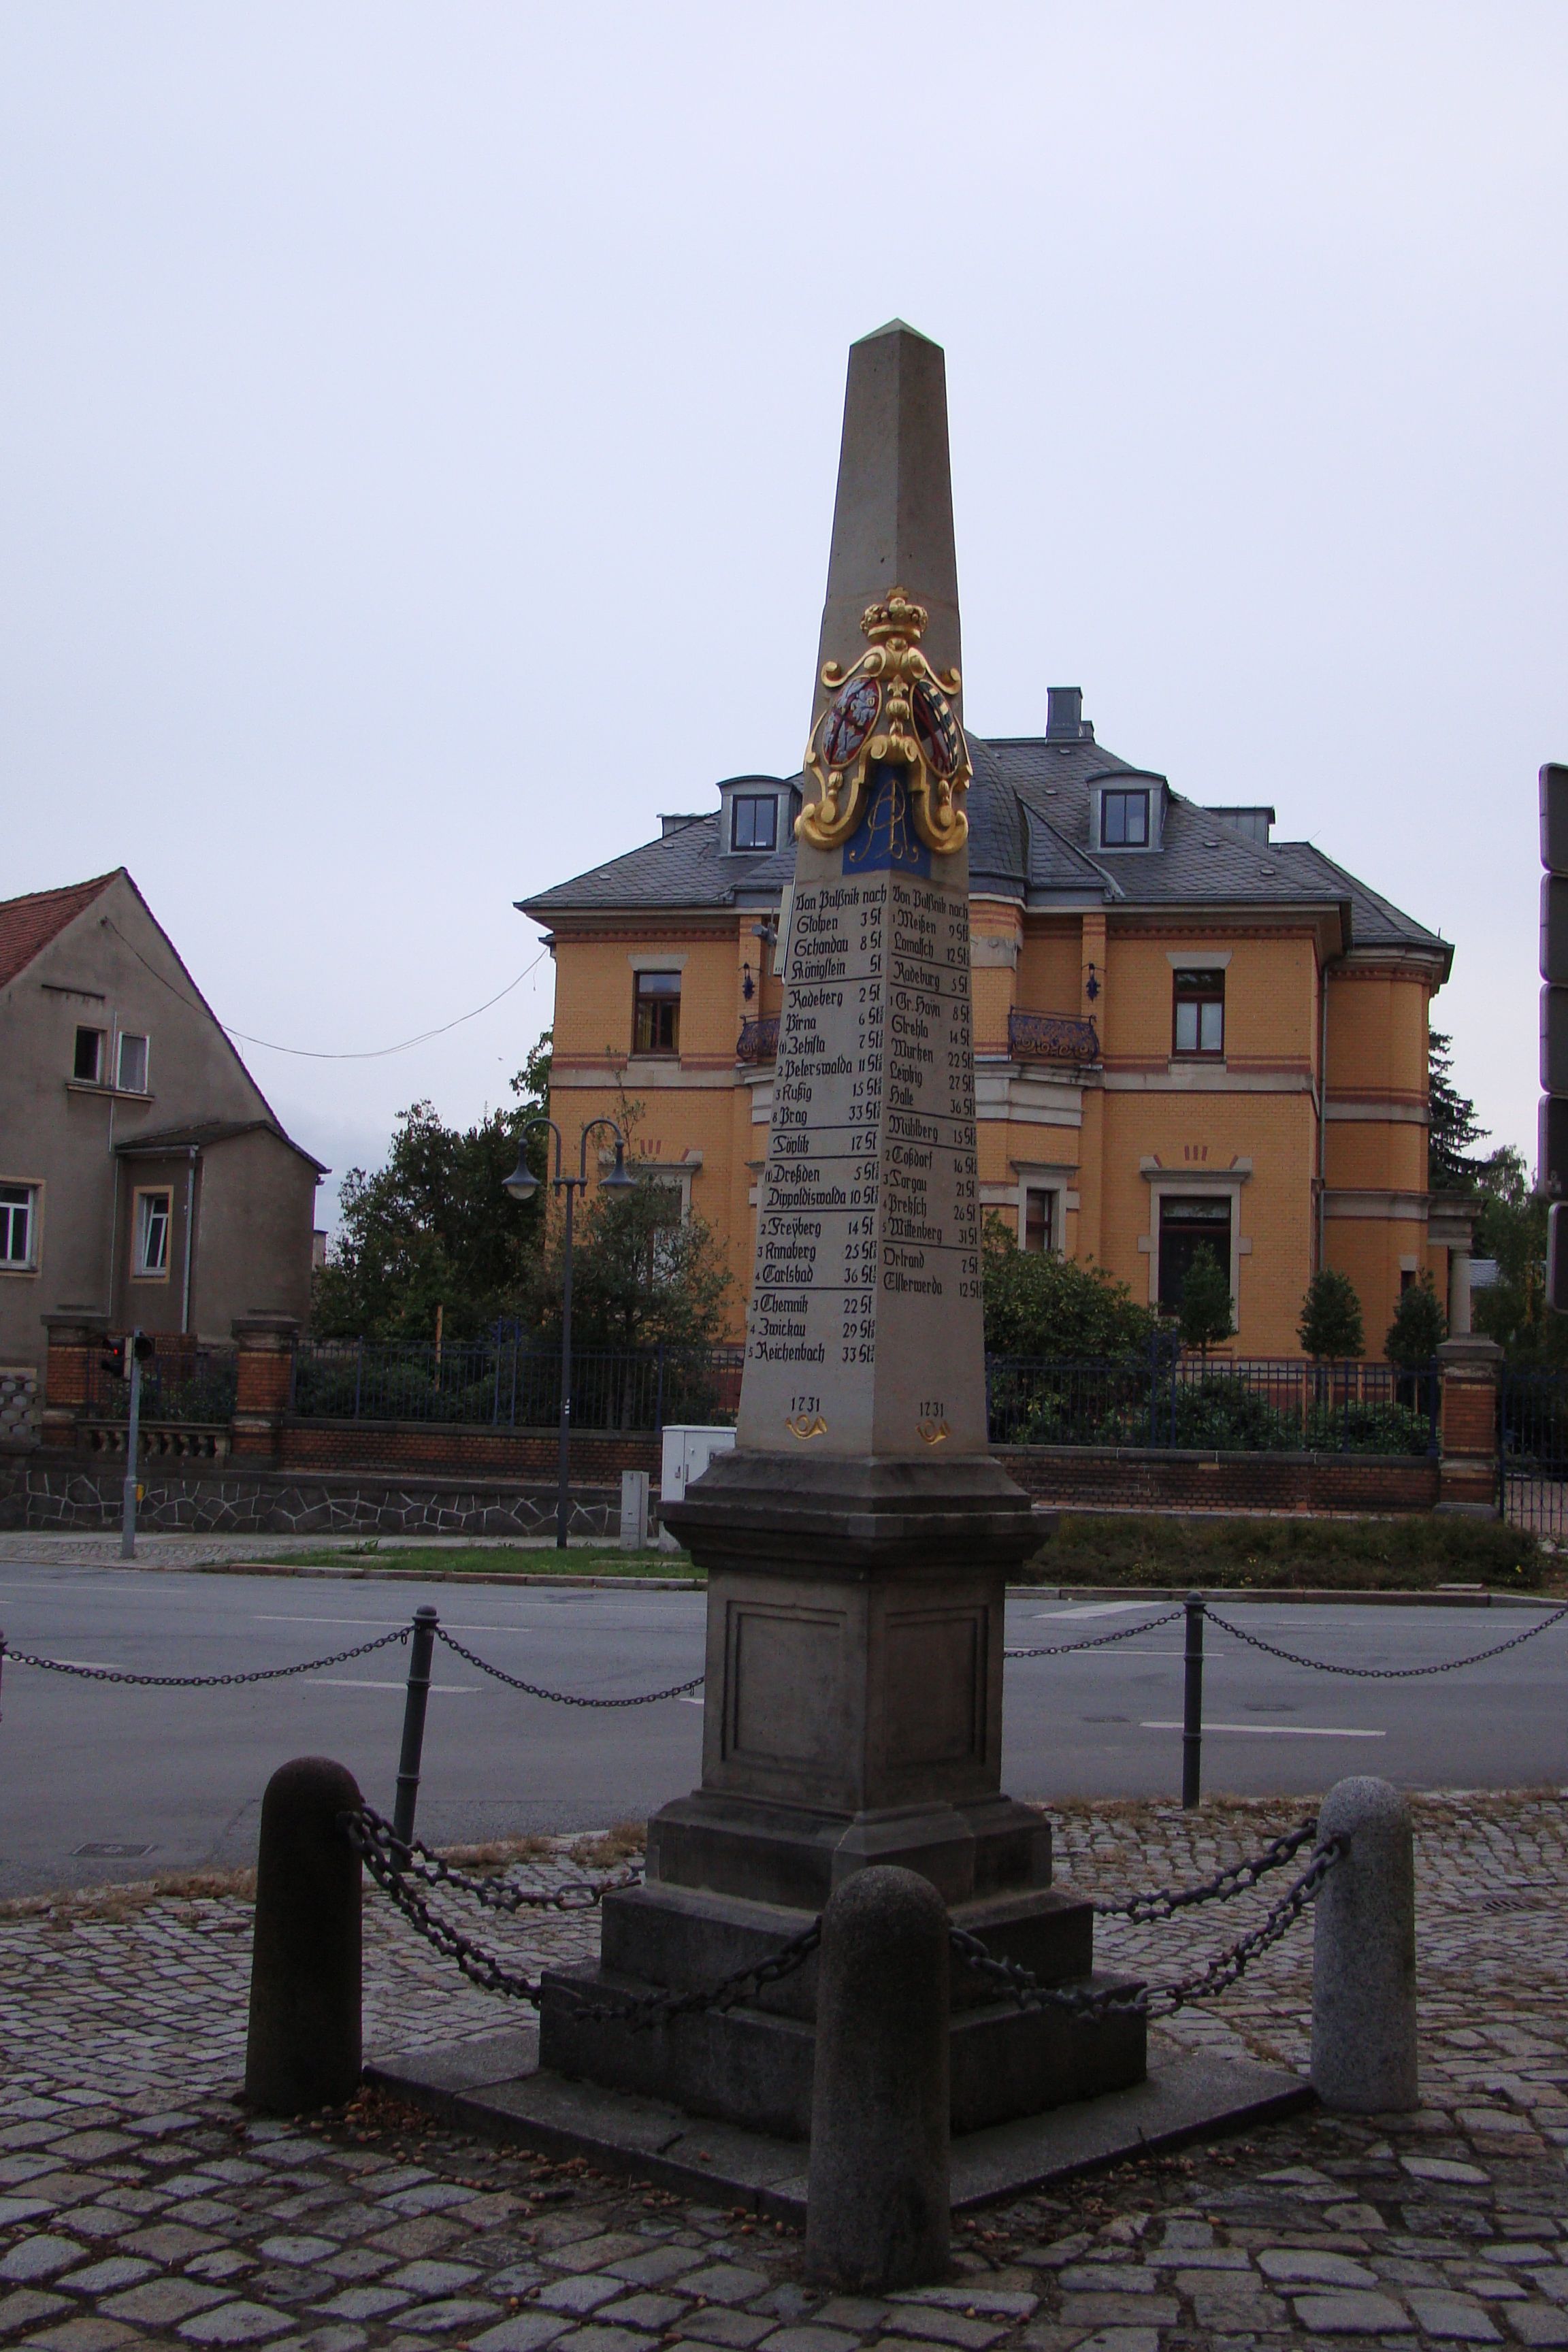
310 1679 477 1693
676 1694 704 1707
41 1659 122 1671
1031 1602 1156 1621
1141 1720 1385 1738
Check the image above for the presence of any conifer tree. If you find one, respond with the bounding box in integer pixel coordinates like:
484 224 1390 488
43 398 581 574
1178 1245 1235 1362
1298 1268 1365 1361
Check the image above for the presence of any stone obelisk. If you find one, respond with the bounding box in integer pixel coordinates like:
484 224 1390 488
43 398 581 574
539 323 1142 2136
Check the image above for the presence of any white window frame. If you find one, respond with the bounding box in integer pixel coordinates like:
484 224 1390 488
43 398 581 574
0 1181 42 1273
116 1032 150 1094
133 1186 172 1281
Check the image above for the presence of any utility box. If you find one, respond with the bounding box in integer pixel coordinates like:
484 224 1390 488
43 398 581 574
659 1424 737 1504
619 1469 651 1552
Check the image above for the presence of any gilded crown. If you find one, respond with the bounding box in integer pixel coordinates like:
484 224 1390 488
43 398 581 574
860 585 928 646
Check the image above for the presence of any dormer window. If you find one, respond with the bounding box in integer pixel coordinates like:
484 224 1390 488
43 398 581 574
732 794 778 852
1100 789 1149 849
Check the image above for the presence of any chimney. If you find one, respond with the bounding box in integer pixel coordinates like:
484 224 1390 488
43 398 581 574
1046 687 1083 742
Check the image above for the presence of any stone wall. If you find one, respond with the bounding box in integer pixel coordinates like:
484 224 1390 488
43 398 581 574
996 1443 1441 1514
0 1367 39 1452
0 1458 624 1539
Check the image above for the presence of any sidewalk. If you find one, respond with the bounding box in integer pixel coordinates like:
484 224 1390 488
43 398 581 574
1 1795 1564 2349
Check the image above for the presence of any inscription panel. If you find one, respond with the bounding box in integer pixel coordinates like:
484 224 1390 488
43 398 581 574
881 1610 983 1769
726 1603 847 1767
738 782 987 1457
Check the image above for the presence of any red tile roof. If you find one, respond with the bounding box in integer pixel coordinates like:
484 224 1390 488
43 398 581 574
0 872 122 989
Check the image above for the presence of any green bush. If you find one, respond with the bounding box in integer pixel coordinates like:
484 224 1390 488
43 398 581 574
1034 1511 1548 1590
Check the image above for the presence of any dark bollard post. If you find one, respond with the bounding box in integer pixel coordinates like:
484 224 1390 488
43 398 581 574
244 1756 363 2114
1181 1592 1205 1809
392 1607 440 1850
805 1865 950 2291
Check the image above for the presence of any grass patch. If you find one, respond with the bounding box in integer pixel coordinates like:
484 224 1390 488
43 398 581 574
227 1542 698 1578
1031 1511 1554 1591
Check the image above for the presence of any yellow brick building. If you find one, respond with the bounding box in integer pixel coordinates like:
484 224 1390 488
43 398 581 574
520 691 1454 1358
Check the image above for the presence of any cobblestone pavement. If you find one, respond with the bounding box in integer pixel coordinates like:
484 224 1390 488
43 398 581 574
1 1795 1565 2351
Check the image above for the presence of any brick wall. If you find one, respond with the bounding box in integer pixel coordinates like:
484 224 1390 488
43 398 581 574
996 1444 1440 1514
276 1420 660 1481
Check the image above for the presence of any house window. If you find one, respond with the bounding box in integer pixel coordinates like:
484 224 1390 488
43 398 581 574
1023 1187 1055 1254
1158 1196 1232 1311
1100 788 1149 848
0 1185 37 1268
732 795 777 852
1172 968 1225 1057
74 1027 105 1083
633 971 681 1056
135 1189 172 1277
117 1032 150 1093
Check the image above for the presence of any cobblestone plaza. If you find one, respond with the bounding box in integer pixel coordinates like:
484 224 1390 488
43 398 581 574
1 1794 1565 2351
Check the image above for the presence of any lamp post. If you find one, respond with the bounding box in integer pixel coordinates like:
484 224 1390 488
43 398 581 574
502 1116 634 1549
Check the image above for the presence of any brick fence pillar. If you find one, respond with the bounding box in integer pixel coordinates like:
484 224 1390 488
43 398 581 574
1436 1334 1503 1516
39 1313 109 1451
231 1315 300 1460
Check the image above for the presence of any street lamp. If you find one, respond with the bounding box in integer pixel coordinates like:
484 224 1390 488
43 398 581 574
503 1115 634 1549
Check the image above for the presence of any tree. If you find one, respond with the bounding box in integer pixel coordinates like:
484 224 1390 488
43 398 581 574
981 1213 1158 1358
1386 1272 1446 1368
532 1173 733 1353
1298 1268 1365 1360
1428 1030 1489 1192
1179 1245 1235 1360
1469 1143 1568 1364
310 1032 553 1343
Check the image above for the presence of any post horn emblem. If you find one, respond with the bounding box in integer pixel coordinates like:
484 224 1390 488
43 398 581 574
797 587 972 855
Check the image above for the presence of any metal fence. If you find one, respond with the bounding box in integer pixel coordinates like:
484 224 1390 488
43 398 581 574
985 1351 1440 1456
289 1333 745 1433
1499 1365 1568 1536
86 1345 238 1426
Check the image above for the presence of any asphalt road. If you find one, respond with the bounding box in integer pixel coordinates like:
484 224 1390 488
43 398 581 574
1 1563 1564 1897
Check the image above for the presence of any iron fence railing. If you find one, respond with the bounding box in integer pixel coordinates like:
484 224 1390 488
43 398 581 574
289 1332 745 1433
86 1345 238 1426
985 1351 1440 1456
1499 1365 1568 1536
284 1336 1437 1450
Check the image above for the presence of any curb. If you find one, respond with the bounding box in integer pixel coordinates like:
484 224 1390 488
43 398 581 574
1010 1585 1562 1610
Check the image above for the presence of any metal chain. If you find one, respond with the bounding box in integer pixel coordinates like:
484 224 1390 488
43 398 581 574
342 1809 546 2003
1092 1817 1320 1921
344 1806 820 2023
1206 1603 1568 1680
434 1627 704 1708
1005 1606 1183 1660
953 1833 1344 2020
346 1806 641 1913
0 1623 410 1688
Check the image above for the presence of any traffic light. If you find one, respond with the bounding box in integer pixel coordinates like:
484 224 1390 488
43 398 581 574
1540 765 1568 1217
101 1337 127 1379
1550 1203 1568 1315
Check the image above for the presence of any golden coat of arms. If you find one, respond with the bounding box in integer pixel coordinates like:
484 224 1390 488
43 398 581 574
796 586 973 856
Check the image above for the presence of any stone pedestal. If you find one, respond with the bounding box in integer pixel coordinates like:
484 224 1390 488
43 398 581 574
537 1454 1146 2135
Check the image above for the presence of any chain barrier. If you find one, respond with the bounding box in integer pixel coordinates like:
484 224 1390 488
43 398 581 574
342 1804 819 2023
1091 1816 1320 1921
953 1833 1345 2020
346 1806 640 1913
0 1623 410 1688
1205 1602 1568 1680
433 1626 704 1708
1005 1605 1184 1659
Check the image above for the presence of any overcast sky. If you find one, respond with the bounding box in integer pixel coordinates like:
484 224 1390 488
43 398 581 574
5 4 1565 1223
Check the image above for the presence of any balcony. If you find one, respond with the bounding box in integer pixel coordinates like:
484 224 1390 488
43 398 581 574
1007 1008 1101 1066
736 1015 780 1065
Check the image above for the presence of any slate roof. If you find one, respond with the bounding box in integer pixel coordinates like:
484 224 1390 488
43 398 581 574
519 725 1448 966
0 871 119 987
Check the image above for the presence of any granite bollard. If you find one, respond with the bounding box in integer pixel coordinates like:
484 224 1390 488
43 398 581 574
244 1755 363 2114
1311 1775 1418 2113
805 1865 951 2289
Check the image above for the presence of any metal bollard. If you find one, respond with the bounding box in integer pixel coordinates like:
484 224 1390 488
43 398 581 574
244 1755 363 2114
392 1606 440 1850
1311 1774 1418 2112
805 1865 950 2291
1181 1591 1205 1809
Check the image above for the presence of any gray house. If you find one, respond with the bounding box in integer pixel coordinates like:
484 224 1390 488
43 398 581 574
0 871 324 1394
